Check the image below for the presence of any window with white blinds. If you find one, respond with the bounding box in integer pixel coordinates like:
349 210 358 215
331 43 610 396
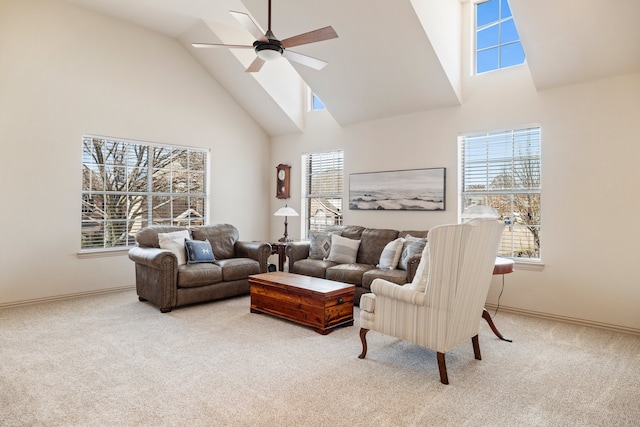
81 135 209 250
302 150 344 238
459 126 541 259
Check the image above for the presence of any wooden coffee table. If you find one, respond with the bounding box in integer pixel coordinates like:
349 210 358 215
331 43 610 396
249 272 355 335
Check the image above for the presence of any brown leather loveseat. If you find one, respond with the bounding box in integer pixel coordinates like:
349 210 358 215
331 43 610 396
128 224 271 312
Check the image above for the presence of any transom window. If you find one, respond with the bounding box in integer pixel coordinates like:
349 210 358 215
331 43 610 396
476 0 525 74
459 126 541 260
81 135 208 250
302 150 344 238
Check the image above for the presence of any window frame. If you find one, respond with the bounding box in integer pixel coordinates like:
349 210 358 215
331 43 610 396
458 126 542 262
80 135 209 252
301 149 344 239
474 0 525 74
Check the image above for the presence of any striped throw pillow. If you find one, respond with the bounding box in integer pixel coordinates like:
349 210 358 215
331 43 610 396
377 238 405 270
326 234 361 264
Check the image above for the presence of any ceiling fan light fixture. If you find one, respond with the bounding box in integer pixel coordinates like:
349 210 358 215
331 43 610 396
255 42 283 61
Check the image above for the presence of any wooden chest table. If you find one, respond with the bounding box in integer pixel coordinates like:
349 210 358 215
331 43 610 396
249 272 355 335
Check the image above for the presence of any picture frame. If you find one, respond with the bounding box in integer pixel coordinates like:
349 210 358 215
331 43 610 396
349 167 446 211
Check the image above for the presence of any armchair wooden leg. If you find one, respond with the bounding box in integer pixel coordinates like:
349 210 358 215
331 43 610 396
472 334 481 360
358 328 369 359
437 352 449 385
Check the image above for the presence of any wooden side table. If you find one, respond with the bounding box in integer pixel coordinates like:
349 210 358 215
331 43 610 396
270 242 288 272
482 257 514 342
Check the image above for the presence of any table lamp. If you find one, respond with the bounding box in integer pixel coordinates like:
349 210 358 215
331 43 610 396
274 205 299 242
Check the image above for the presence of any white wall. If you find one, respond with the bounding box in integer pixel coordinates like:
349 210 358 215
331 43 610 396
271 66 640 333
0 0 270 305
2 0 639 334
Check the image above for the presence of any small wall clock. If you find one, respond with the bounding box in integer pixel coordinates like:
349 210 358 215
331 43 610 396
276 164 291 199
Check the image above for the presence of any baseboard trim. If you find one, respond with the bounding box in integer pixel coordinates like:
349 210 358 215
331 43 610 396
0 286 135 310
485 303 640 336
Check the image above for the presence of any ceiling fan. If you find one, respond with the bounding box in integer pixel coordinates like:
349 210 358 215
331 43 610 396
192 0 338 72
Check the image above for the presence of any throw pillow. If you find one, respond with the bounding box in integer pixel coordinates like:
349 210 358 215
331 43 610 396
398 234 428 270
377 238 405 270
309 230 342 260
158 230 190 265
184 239 215 264
408 243 430 293
326 234 361 264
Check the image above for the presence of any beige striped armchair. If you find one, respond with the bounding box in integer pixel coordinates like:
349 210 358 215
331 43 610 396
358 219 504 384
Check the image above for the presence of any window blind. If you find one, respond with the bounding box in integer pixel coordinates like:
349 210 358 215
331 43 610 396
302 150 344 237
459 126 541 259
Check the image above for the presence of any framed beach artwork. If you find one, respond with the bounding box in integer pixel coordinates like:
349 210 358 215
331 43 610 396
349 167 446 211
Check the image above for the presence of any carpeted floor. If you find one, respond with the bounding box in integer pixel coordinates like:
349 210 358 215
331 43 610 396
1 290 639 426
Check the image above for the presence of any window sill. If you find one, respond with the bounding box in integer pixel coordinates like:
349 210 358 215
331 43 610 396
77 247 131 259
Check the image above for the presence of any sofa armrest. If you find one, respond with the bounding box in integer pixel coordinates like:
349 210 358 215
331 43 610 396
235 241 272 273
405 254 423 283
128 246 177 269
128 246 178 312
285 241 311 270
371 278 425 305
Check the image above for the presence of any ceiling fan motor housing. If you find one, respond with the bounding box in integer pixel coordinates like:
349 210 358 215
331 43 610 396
253 39 283 61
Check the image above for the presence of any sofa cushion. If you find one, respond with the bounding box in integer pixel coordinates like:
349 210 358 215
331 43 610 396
191 224 238 260
308 230 342 260
326 264 374 286
357 228 399 265
362 269 409 290
398 234 428 270
326 234 361 264
136 225 189 248
185 239 215 264
158 230 190 265
177 263 223 288
326 225 365 240
290 258 337 278
215 258 260 282
377 237 405 270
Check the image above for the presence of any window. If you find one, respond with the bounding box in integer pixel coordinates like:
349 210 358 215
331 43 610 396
459 126 541 260
311 93 325 111
81 135 208 250
475 0 525 74
302 150 344 238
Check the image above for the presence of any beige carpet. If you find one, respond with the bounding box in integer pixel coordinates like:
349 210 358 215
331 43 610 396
1 290 639 427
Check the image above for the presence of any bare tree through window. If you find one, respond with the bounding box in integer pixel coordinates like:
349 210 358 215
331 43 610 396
81 136 208 249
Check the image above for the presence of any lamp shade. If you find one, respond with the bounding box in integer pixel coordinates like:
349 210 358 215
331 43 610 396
274 206 299 217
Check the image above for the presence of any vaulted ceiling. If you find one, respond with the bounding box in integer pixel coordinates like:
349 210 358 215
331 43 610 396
66 0 640 136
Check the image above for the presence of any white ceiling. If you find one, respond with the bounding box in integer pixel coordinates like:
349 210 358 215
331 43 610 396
66 0 640 136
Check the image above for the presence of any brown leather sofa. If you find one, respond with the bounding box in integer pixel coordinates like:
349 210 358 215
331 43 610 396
128 224 271 312
285 225 429 305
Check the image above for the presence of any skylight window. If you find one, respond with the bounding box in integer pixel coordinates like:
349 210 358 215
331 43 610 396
311 93 325 111
475 0 525 74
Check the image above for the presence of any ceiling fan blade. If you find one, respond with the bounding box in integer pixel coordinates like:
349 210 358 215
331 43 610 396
280 26 338 49
230 11 268 42
246 56 265 73
191 43 253 49
282 50 328 70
